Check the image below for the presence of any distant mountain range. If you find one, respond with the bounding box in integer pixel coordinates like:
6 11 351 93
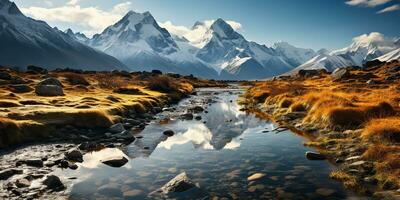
294 33 400 72
1 0 399 79
0 0 126 71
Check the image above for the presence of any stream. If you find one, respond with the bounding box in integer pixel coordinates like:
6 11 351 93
55 86 369 200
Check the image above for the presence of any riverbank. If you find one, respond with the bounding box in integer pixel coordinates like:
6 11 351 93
241 60 400 199
0 66 225 199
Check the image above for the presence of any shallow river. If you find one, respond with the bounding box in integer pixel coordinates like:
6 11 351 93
58 87 369 200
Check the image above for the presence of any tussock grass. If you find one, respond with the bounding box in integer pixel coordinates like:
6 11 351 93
63 73 90 86
147 75 180 93
0 117 52 148
361 118 400 143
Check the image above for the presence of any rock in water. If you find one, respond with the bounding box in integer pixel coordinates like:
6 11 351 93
163 130 175 137
43 175 64 191
149 172 208 199
65 149 83 162
101 156 128 167
305 151 326 160
161 172 195 193
247 173 266 181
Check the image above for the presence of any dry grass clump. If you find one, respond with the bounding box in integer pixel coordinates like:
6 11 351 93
0 100 21 107
362 144 400 160
0 117 51 148
63 73 90 86
96 73 127 89
361 118 400 143
330 171 359 189
113 87 146 95
147 76 180 93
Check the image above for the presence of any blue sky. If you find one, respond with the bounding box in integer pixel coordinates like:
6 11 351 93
14 0 400 50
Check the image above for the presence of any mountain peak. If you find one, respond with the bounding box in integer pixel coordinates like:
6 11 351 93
210 18 241 40
0 0 23 16
192 21 205 29
120 10 155 26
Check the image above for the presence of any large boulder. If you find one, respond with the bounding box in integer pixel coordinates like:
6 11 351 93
101 156 129 167
35 77 64 96
35 85 64 96
38 77 63 87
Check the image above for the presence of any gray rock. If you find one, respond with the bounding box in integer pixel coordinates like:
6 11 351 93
35 85 64 96
149 172 208 199
43 175 64 191
163 130 175 137
305 151 326 160
160 172 195 193
109 123 125 133
192 106 204 113
25 159 44 167
65 149 83 162
101 156 128 167
331 68 350 81
126 119 140 126
114 130 135 141
10 84 33 93
37 77 63 87
15 178 30 188
195 116 202 120
181 113 194 120
68 163 78 170
0 71 11 80
0 168 23 180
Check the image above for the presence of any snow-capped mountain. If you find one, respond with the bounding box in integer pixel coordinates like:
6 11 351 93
293 32 399 71
85 11 218 78
376 48 400 62
192 18 316 80
0 0 126 71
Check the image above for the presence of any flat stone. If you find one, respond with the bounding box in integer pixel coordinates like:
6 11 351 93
247 173 266 181
101 156 128 167
160 172 195 193
25 159 44 167
305 151 326 160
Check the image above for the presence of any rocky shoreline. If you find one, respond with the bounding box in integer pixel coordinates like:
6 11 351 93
241 61 400 199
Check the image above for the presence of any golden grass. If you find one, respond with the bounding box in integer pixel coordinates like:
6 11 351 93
362 118 400 143
0 70 223 148
330 171 359 189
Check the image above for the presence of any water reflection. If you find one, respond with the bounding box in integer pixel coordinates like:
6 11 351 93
61 88 369 200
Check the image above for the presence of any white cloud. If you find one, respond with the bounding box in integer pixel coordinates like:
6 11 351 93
20 1 133 36
377 4 400 13
352 32 386 45
345 0 392 7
